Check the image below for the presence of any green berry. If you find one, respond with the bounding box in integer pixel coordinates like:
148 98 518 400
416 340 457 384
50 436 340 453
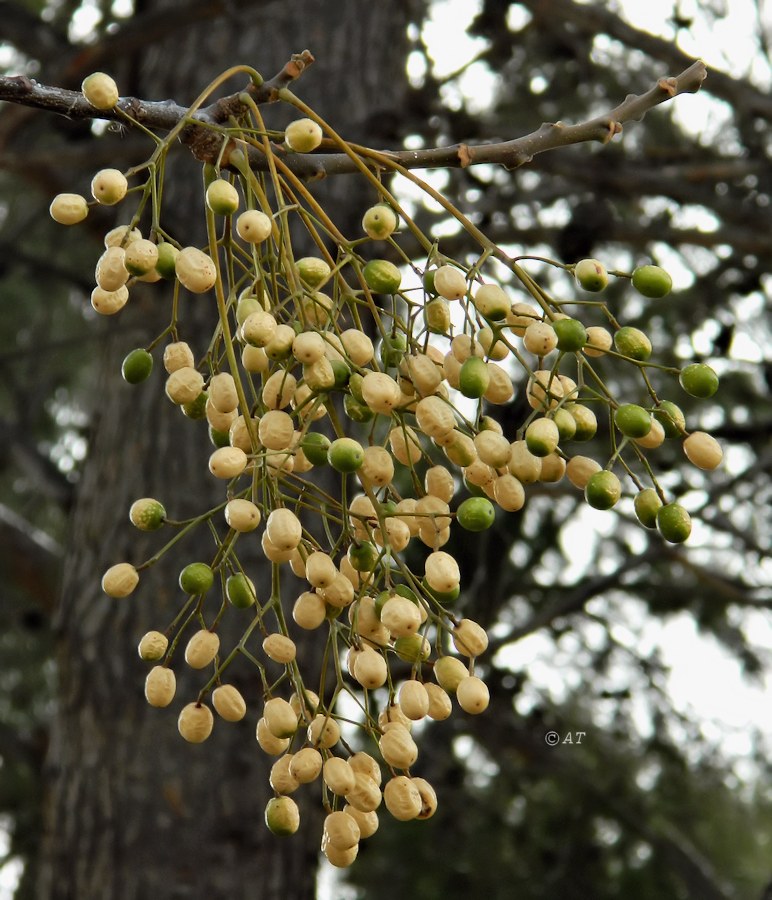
631 265 672 298
456 497 496 532
327 437 365 473
347 541 379 572
656 502 692 543
226 573 257 609
614 403 652 438
362 204 398 240
129 498 166 531
614 326 652 361
380 333 407 368
654 401 686 439
584 470 621 510
363 259 401 294
634 488 662 529
121 348 153 384
179 562 215 595
552 317 588 352
458 356 490 399
679 363 719 398
300 432 331 466
205 179 239 215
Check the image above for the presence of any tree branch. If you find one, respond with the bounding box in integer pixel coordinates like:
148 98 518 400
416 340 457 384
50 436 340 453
0 59 707 176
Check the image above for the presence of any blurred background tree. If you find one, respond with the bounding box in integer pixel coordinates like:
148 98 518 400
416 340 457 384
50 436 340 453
0 0 769 898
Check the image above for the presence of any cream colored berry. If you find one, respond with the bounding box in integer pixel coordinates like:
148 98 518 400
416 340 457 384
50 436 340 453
456 675 490 714
241 344 270 373
493 473 526 511
95 246 129 292
262 633 297 664
236 209 272 242
178 702 214 743
228 415 258 452
411 777 438 819
289 689 320 721
208 372 238 414
384 775 422 820
424 550 460 594
683 431 723 470
285 118 323 152
353 645 388 689
323 810 360 851
359 445 394 489
257 410 293 451
398 681 430 720
380 596 422 638
144 665 176 708
50 192 88 225
425 682 452 720
361 371 401 414
539 452 566 483
473 283 510 319
389 425 422 466
266 508 302 551
256 718 290 755
415 395 456 440
433 655 468 693
91 168 128 205
344 804 379 839
264 697 298 738
81 72 119 109
261 369 298 410
322 840 359 868
345 773 382 813
308 714 341 749
224 498 261 532
523 320 558 356
304 551 337 589
208 446 248 479
261 531 295 563
484 362 515 404
508 440 542 483
292 331 326 365
452 618 489 657
137 630 168 661
474 430 511 468
379 725 418 769
292 591 327 630
184 629 220 669
163 341 194 373
478 326 509 360
566 455 602 489
212 684 247 722
434 264 467 300
340 329 375 366
175 247 217 293
270 754 300 795
425 465 455 503
289 747 323 783
101 562 138 598
584 325 613 357
165 367 204 405
323 757 357 796
90 285 128 315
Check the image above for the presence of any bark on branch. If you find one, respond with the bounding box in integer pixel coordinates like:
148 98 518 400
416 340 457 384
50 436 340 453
0 57 707 177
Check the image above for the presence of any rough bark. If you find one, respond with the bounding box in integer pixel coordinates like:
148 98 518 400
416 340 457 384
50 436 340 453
35 2 413 898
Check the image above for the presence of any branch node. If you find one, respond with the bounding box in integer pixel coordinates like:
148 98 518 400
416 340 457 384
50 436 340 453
657 76 678 98
458 143 472 168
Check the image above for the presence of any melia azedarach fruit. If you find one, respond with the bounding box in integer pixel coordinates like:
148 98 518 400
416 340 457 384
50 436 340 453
45 65 723 868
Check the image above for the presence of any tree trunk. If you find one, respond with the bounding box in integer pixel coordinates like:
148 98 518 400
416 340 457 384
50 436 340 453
36 3 412 897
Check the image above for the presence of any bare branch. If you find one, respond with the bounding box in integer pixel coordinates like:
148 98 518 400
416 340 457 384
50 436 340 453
0 59 707 177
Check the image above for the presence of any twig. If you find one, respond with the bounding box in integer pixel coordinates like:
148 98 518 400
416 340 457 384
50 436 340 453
0 58 707 176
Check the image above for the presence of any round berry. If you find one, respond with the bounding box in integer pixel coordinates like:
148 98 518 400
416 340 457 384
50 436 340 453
584 470 621 510
456 497 495 532
679 363 719 398
121 348 153 384
656 502 691 543
632 264 672 298
574 258 608 292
